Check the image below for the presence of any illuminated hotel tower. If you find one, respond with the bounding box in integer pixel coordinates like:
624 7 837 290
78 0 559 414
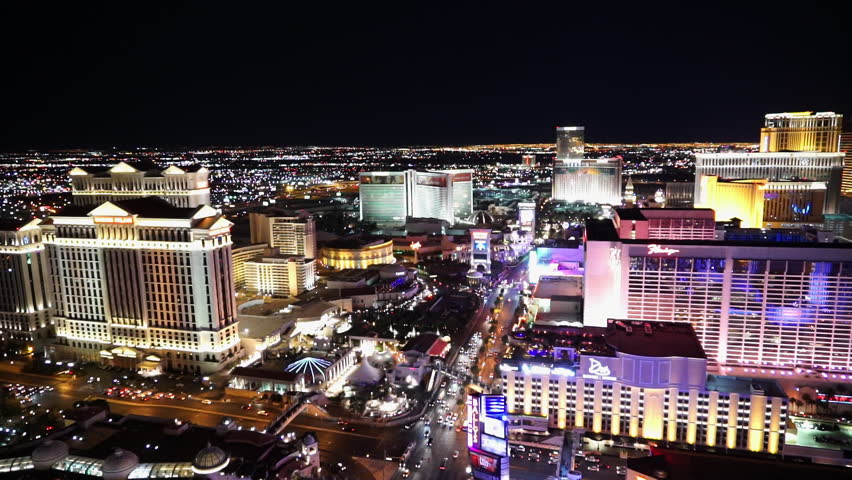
842 132 852 196
552 126 622 205
42 197 241 374
0 219 52 353
760 111 843 153
69 161 211 208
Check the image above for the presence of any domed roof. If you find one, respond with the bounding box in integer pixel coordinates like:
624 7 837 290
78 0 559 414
468 210 494 225
192 445 229 474
102 449 139 478
31 440 68 468
466 270 483 278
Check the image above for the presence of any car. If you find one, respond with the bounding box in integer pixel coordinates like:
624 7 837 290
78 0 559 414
413 460 422 469
241 404 253 410
439 458 449 470
201 399 212 405
516 445 526 452
401 468 411 478
587 464 600 472
426 437 433 447
256 410 269 416
452 450 459 459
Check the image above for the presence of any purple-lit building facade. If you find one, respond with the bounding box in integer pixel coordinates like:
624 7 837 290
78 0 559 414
584 219 852 375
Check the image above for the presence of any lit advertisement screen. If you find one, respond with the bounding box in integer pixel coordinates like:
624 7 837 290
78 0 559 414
474 240 488 251
480 433 508 456
470 450 499 474
482 395 507 417
482 416 505 439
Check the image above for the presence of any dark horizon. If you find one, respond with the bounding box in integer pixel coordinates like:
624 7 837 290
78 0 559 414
2 4 849 150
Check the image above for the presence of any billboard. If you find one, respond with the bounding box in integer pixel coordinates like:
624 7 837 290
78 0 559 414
480 433 508 456
468 394 509 480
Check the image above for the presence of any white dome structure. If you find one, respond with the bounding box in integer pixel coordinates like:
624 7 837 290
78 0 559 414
31 440 68 470
192 445 229 476
468 210 495 225
102 449 139 480
347 357 383 386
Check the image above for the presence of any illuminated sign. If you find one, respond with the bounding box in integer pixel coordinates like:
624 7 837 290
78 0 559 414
468 394 481 449
470 450 499 474
581 356 617 381
474 240 488 252
472 231 489 240
482 395 506 417
196 180 209 189
93 216 134 225
499 364 518 372
588 358 611 376
482 417 505 439
451 172 472 182
647 244 679 256
818 393 852 404
480 433 508 456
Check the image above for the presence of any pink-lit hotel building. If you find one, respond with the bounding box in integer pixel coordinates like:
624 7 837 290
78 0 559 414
584 216 852 375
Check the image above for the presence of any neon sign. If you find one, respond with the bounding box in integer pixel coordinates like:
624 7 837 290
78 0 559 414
588 358 611 376
647 244 679 256
467 395 480 449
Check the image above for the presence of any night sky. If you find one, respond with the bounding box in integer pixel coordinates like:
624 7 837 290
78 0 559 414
1 4 849 149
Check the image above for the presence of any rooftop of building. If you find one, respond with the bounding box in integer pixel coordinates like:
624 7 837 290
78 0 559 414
322 235 391 250
533 276 583 299
604 320 706 359
504 326 613 363
626 448 845 480
401 332 442 355
586 218 852 248
230 367 302 383
615 207 715 221
705 375 786 398
53 197 203 220
0 412 313 479
325 269 378 282
71 161 206 177
248 254 314 263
